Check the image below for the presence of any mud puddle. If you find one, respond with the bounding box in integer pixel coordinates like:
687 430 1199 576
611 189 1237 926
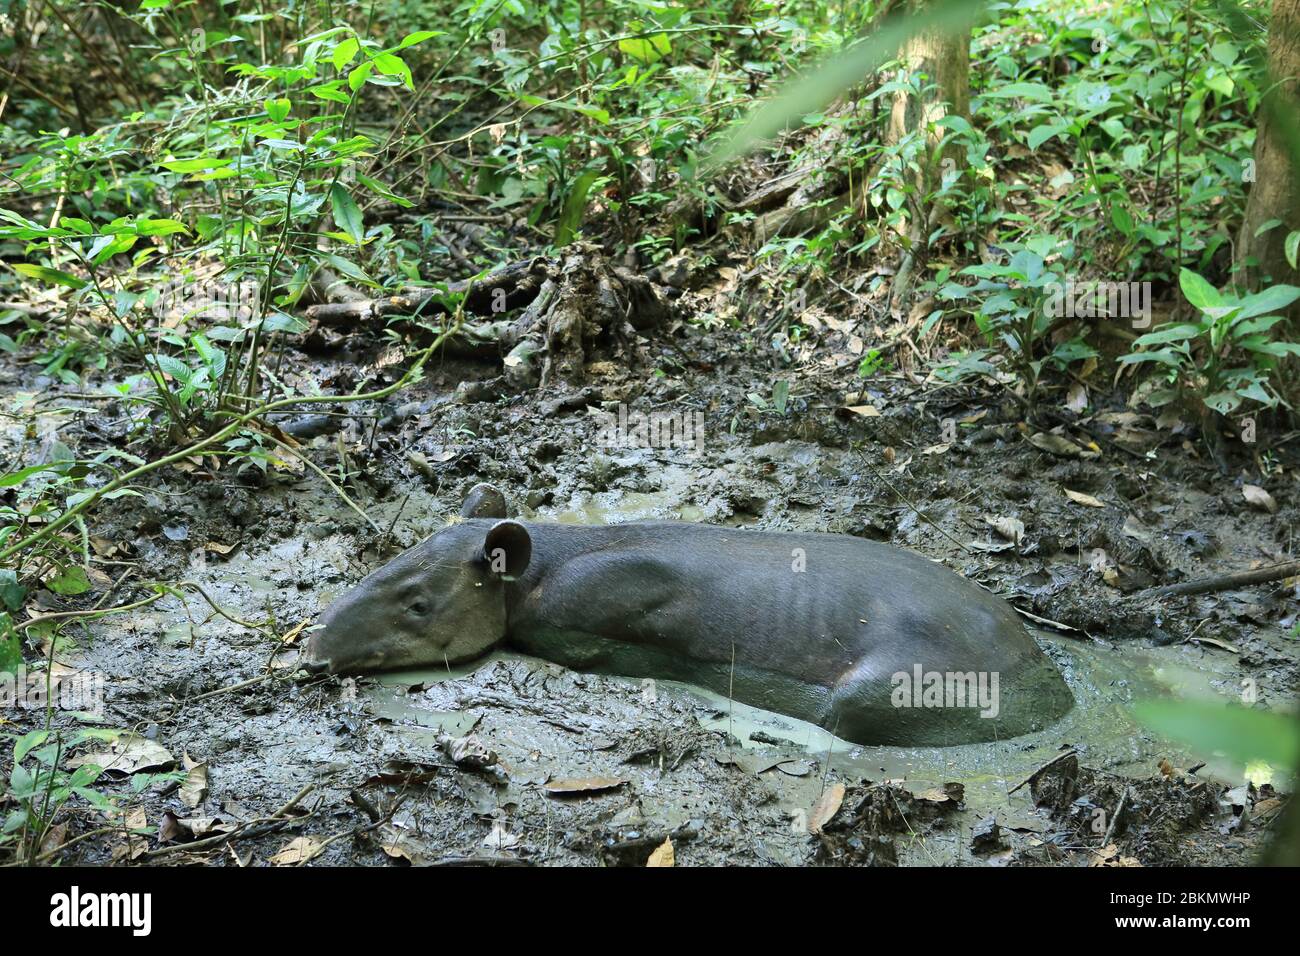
52 474 1284 866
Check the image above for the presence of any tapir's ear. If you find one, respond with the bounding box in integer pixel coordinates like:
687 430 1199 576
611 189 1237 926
483 520 531 579
460 483 509 519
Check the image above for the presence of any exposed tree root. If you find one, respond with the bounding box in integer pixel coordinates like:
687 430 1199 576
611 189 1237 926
300 245 670 388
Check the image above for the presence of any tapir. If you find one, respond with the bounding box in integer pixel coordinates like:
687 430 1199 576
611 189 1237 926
306 484 1073 745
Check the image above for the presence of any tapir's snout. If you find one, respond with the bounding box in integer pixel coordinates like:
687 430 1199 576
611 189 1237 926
301 593 360 674
301 516 529 675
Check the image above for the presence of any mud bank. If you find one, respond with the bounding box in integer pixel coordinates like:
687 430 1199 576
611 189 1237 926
3 303 1296 866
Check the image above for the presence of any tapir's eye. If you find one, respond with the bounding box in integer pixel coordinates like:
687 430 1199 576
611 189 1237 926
406 600 430 616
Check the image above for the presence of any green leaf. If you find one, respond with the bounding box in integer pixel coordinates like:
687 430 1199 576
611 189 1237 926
772 380 789 414
1132 324 1200 346
1134 700 1300 770
161 157 230 174
1110 203 1133 236
554 170 599 246
395 30 444 50
332 37 359 71
1286 231 1300 271
356 173 413 208
46 566 91 596
1115 347 1185 368
8 764 35 801
10 263 86 289
1253 217 1283 238
154 354 193 384
372 52 413 89
1178 269 1223 312
265 98 292 122
310 85 352 105
981 81 1055 103
348 62 374 91
0 462 62 488
262 312 308 334
15 731 50 765
618 33 672 64
136 219 190 237
1027 123 1067 150
1234 284 1300 321
329 183 365 244
0 569 26 612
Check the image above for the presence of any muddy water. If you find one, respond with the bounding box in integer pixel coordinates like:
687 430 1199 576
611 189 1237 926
345 493 1274 864
73 480 1283 865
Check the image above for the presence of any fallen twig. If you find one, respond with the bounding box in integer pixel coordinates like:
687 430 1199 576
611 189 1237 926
1141 559 1300 599
1008 748 1079 796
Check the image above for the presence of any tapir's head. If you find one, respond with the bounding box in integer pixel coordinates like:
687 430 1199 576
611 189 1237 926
304 484 532 673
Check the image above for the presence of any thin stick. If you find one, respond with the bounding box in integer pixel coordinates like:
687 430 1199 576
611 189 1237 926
1141 559 1300 599
1008 748 1078 796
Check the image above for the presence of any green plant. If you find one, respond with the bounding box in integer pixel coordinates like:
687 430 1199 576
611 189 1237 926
1119 268 1300 415
940 241 1097 411
2 728 115 864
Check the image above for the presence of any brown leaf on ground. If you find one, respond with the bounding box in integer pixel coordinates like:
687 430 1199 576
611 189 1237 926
1242 484 1277 514
1027 431 1100 459
915 782 965 807
543 776 627 796
1090 843 1142 867
1064 488 1106 508
179 756 209 809
646 838 675 867
808 782 846 834
67 734 174 776
269 835 328 866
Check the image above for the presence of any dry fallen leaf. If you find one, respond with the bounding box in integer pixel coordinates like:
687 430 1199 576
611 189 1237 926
915 782 965 807
279 618 310 646
439 732 499 770
1027 431 1100 459
840 404 880 418
984 514 1025 544
111 807 149 862
1064 489 1106 508
1090 843 1142 867
543 776 627 796
179 756 209 809
483 822 521 850
270 835 328 866
67 734 174 776
807 782 846 834
1065 382 1089 413
646 838 675 867
1242 484 1277 514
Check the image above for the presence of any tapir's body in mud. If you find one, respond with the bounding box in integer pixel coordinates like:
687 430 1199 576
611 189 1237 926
308 485 1073 746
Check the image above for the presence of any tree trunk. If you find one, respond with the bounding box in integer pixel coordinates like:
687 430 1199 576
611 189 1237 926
883 1 971 315
885 11 970 165
1237 0 1300 308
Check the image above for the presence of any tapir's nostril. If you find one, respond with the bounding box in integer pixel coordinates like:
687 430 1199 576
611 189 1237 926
301 658 330 675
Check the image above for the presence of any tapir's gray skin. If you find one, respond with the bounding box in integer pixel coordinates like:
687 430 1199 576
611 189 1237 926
307 484 1073 746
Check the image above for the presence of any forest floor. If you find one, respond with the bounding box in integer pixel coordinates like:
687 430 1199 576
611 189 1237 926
3 205 1296 865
